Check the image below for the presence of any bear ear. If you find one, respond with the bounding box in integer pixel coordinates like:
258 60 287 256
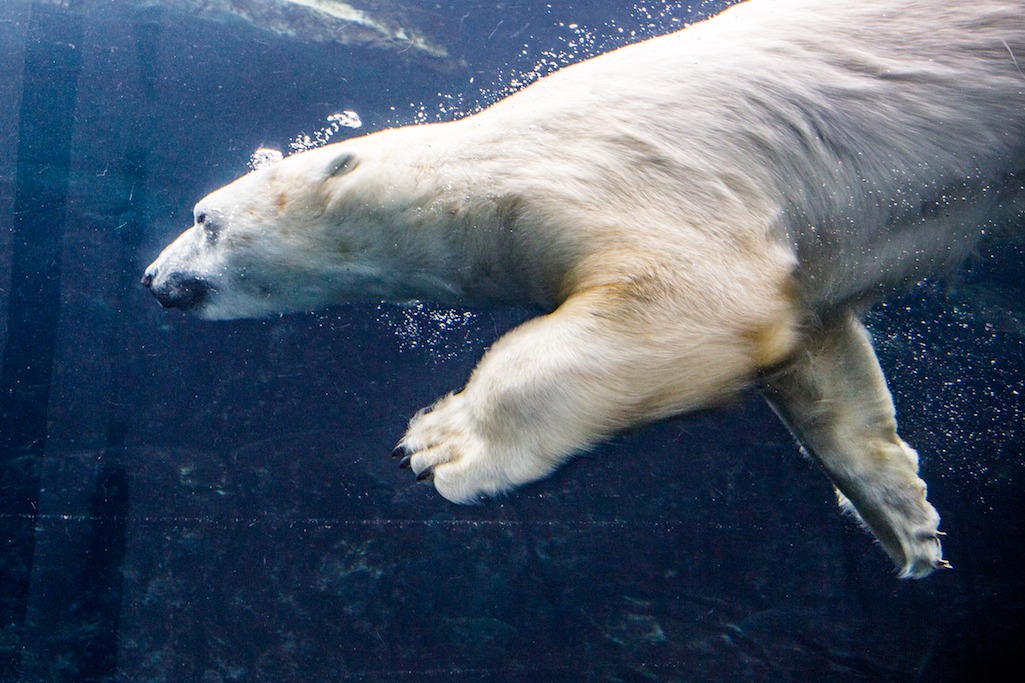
324 151 358 180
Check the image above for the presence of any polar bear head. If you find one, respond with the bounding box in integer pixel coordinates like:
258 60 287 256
142 132 464 320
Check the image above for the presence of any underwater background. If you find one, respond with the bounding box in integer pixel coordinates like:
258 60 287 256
1 0 1023 680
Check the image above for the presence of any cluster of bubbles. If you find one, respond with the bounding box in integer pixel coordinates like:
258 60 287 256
509 1 726 92
375 302 479 360
248 110 363 171
393 1 725 125
289 110 363 154
248 147 283 171
867 281 1025 495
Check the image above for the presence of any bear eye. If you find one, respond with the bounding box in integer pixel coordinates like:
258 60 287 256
196 211 219 240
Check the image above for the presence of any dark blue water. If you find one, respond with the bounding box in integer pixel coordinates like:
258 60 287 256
0 1 1022 680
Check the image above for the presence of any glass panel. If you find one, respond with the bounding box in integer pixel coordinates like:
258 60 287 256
1 1 1023 680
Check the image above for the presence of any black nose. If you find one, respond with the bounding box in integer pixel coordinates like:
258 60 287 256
147 272 211 311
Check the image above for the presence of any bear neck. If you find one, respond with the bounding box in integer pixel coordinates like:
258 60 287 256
368 124 570 311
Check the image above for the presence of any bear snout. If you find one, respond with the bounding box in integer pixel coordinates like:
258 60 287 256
142 269 212 312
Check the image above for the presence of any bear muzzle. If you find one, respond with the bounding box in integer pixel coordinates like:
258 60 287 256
141 268 212 312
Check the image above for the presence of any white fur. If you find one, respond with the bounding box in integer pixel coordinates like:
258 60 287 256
145 0 1025 578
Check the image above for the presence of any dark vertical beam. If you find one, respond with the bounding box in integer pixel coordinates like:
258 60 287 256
0 1 83 675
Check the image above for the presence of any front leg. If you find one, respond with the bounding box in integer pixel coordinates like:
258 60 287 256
394 273 798 503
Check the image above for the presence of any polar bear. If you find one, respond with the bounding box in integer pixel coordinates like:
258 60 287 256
142 0 1025 578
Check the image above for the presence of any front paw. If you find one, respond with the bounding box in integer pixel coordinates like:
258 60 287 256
392 394 511 504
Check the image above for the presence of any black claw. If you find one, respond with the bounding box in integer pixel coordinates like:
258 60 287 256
416 467 434 482
391 445 407 459
398 455 411 469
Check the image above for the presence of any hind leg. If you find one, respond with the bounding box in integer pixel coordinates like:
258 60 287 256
761 312 948 578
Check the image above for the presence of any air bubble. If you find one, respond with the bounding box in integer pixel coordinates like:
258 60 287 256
249 147 284 171
328 110 363 129
376 302 479 360
289 110 363 154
